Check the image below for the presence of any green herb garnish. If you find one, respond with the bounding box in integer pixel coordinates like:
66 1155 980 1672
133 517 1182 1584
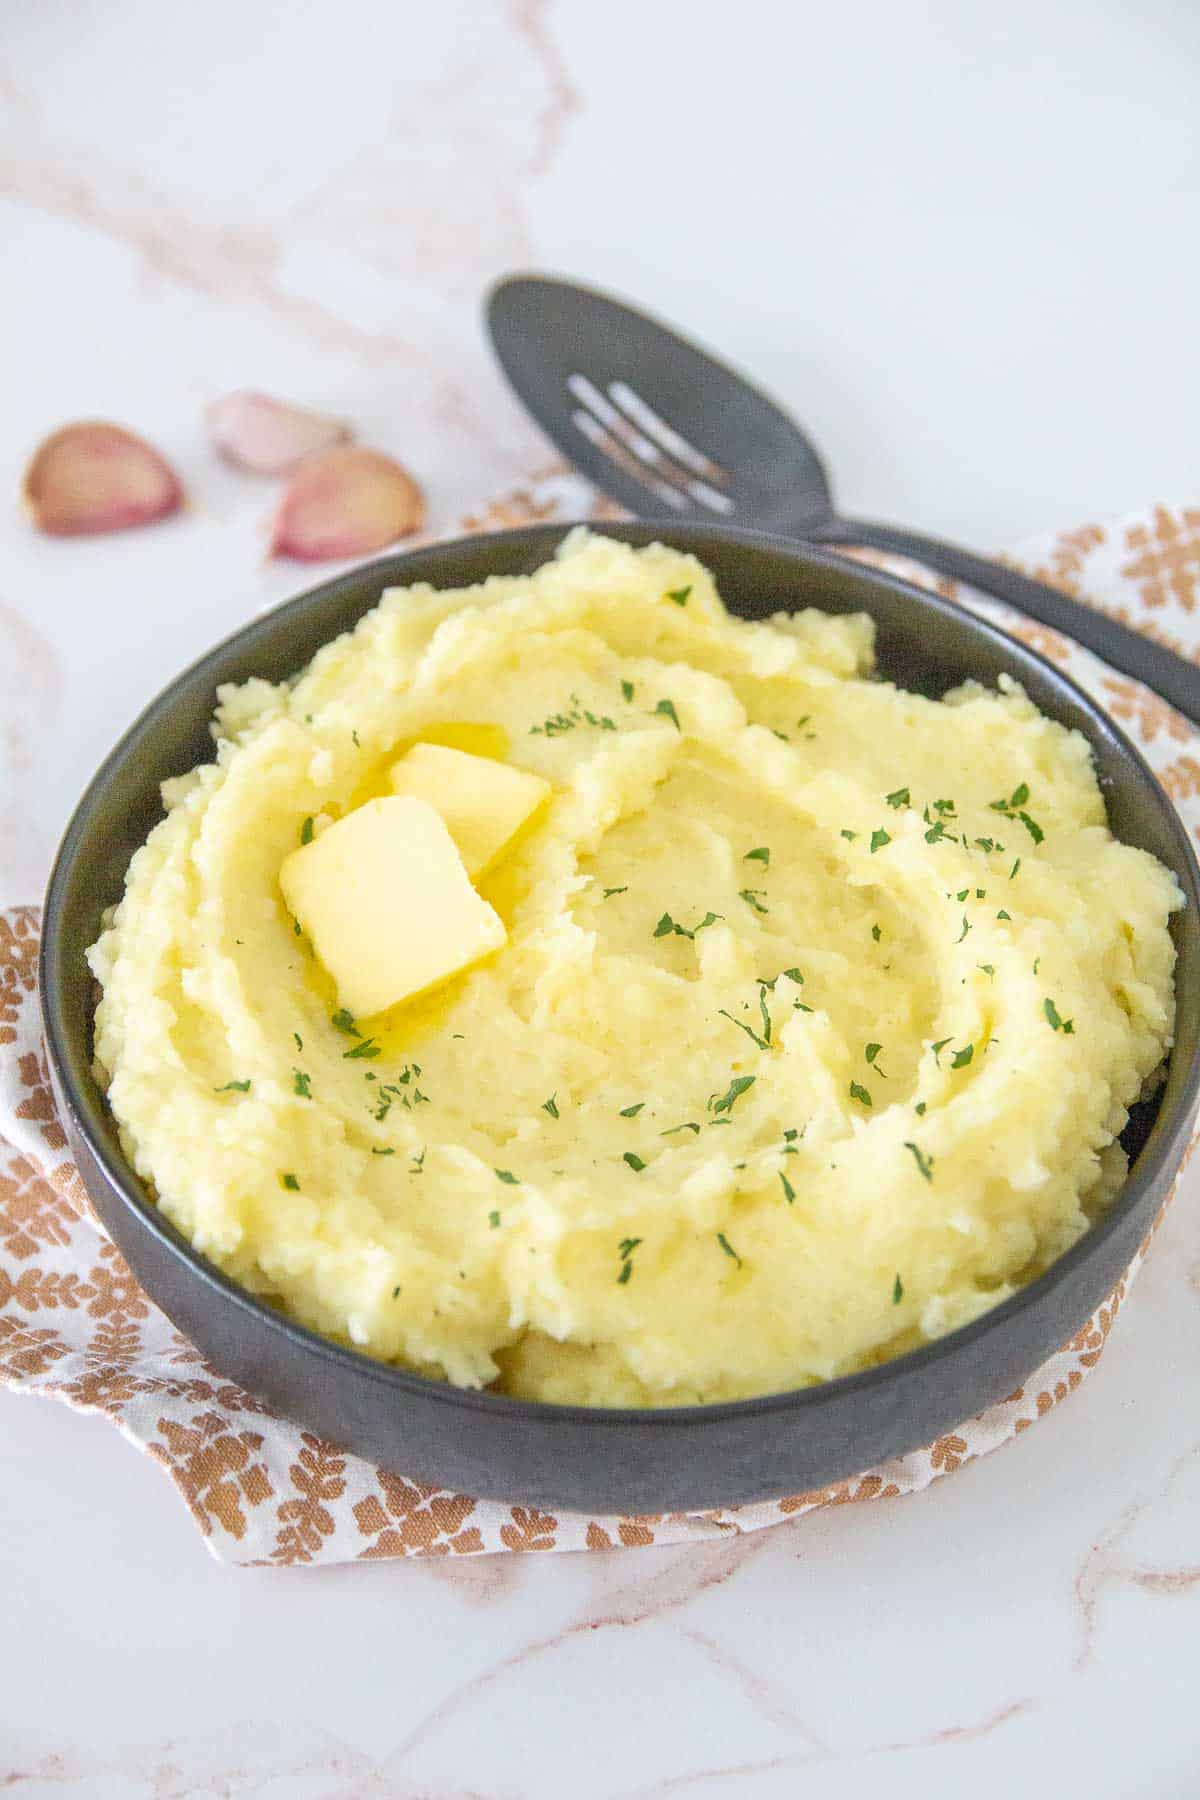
744 846 771 866
602 886 628 899
661 1122 701 1136
300 816 314 845
617 1236 643 1283
893 1274 904 1304
372 1147 395 1156
870 829 891 854
739 888 768 915
710 1074 756 1116
331 1008 359 1035
886 786 910 809
1043 997 1075 1034
621 679 635 702
666 585 692 606
280 1172 300 1190
718 1008 769 1052
214 1079 251 1093
653 698 680 730
489 1210 501 1228
344 1037 382 1060
904 1141 934 1182
956 916 971 943
716 1232 742 1267
780 1171 796 1204
841 829 858 841
541 1094 560 1119
495 1168 519 1184
950 1043 974 1069
871 923 882 942
623 1152 647 1172
620 1102 645 1118
293 1070 312 1098
849 1081 873 1107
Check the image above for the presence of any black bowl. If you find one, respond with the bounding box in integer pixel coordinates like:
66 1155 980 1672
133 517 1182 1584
41 523 1200 1514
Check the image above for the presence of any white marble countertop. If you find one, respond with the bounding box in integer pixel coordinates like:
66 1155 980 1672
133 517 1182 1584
3 3 1199 1793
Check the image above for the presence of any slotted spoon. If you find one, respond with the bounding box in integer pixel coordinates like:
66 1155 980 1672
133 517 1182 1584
487 274 1199 726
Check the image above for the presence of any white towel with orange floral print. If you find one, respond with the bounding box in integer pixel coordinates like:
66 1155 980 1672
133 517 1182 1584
1 484 1197 1567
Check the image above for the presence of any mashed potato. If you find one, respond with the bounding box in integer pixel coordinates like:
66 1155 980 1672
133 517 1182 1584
88 532 1182 1405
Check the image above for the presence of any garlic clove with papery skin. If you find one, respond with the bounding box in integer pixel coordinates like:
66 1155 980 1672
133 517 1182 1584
269 447 425 562
206 390 352 476
23 422 184 537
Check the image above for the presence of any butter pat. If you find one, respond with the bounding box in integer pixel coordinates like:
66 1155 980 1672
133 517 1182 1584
279 795 506 1017
389 742 550 880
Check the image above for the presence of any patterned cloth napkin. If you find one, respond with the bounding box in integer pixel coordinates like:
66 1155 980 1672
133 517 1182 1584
2 477 1198 1566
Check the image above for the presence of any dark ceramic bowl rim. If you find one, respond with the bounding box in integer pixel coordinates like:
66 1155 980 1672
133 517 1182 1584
41 519 1200 1434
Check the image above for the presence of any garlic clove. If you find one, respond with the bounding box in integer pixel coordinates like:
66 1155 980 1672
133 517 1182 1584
23 422 184 538
269 447 425 562
206 390 352 476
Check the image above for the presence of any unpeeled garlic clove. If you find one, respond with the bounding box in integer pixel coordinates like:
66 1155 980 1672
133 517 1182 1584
269 447 425 562
206 390 352 476
23 422 184 538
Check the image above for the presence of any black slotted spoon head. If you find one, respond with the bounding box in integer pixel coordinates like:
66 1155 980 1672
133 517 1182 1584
487 273 1199 726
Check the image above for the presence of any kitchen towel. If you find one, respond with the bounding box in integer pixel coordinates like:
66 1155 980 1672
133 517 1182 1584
2 477 1197 1565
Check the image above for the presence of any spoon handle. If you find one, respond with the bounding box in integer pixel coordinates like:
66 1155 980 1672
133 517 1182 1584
822 517 1200 728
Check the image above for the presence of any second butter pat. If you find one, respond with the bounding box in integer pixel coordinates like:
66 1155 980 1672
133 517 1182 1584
389 742 550 879
279 795 506 1018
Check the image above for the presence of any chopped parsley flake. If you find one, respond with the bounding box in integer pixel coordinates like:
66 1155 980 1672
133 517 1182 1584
718 1008 769 1052
1010 858 1021 880
623 1152 647 1172
997 908 1011 921
653 698 681 730
292 1070 312 1098
931 1038 951 1065
666 585 692 606
739 888 768 915
331 1008 359 1035
872 923 882 942
300 816 314 845
849 1081 873 1107
865 1043 883 1066
280 1172 300 1190
352 729 360 748
904 1141 934 1182
530 695 617 737
710 1074 756 1116
661 1121 701 1136
655 909 724 941
780 1171 796 1204
602 886 628 899
293 920 303 936
950 1043 974 1070
494 1168 520 1184
617 1236 643 1283
886 786 910 809
410 1150 425 1174
957 916 971 943
870 829 891 854
744 846 771 866
372 1147 395 1156
893 1273 904 1304
914 1101 927 1116
293 1033 303 1052
489 1210 501 1228
621 679 635 702
841 829 858 842
541 1094 560 1119
344 1037 382 1060
620 1102 645 1118
1043 997 1075 1034
214 1079 251 1093
978 963 996 977
392 1285 401 1299
716 1232 742 1267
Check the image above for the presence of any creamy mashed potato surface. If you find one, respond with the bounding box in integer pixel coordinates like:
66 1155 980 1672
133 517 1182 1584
88 532 1182 1405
